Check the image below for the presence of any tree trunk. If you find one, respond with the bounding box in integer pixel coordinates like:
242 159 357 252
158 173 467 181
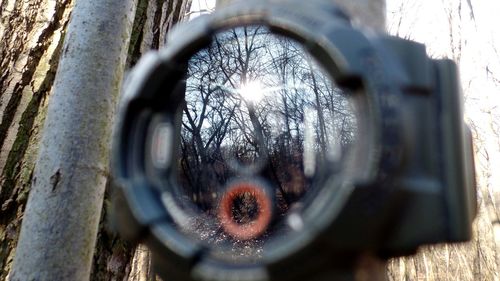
0 0 191 280
9 0 137 278
0 1 74 279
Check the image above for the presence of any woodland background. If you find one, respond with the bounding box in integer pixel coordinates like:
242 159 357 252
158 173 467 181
0 0 499 280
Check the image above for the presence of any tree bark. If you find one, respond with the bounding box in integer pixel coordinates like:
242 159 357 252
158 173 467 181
9 0 137 279
0 0 74 279
89 2 192 280
0 0 191 280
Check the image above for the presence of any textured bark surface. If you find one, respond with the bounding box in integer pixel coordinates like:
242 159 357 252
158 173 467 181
128 0 192 64
0 0 190 280
91 1 192 279
0 0 74 279
8 0 137 278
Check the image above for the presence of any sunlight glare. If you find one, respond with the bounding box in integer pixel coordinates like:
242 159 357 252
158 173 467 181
239 81 265 103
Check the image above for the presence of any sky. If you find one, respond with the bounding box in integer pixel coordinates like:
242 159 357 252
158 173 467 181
386 0 500 102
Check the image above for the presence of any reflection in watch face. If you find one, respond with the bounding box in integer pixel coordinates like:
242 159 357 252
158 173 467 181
170 25 358 262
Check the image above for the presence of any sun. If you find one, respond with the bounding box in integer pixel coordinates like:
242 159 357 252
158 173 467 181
238 81 264 103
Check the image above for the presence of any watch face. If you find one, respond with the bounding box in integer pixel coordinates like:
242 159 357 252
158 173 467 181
153 25 360 263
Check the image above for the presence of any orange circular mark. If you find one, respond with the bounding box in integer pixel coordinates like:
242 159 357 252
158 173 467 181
218 183 272 240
